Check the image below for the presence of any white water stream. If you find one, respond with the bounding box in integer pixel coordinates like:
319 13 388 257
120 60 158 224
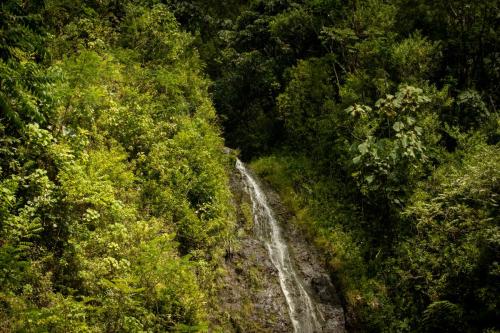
236 159 323 333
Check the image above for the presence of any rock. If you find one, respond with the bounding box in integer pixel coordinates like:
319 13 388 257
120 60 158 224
311 275 341 305
210 163 345 332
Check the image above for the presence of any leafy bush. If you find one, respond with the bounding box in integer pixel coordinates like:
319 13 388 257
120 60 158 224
0 1 234 330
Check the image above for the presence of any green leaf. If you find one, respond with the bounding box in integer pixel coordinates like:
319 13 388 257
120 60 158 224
393 121 404 132
402 135 408 148
358 141 370 155
406 116 416 126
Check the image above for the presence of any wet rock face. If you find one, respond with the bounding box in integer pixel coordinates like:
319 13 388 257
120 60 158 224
265 186 346 333
211 162 345 332
312 276 340 304
211 170 293 332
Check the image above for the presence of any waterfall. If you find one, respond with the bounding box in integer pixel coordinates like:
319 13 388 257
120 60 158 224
236 158 323 333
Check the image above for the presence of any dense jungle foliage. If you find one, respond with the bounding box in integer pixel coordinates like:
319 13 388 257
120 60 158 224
0 0 234 331
163 0 499 331
1 0 499 332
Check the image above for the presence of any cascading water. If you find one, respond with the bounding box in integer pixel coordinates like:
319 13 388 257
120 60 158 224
236 158 323 333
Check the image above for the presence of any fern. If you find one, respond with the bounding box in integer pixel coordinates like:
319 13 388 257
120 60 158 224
421 300 464 332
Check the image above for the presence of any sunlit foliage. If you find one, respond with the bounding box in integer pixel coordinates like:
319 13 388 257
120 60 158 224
0 1 233 331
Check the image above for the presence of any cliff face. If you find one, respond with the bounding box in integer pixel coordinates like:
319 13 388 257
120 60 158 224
210 159 345 332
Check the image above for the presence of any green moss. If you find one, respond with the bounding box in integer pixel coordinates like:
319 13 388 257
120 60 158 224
240 202 254 232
